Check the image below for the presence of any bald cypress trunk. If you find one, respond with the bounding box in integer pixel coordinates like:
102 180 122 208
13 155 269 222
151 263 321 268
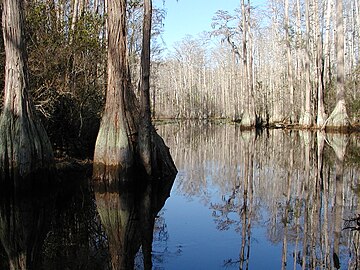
93 0 177 184
240 0 256 128
138 0 153 175
299 0 313 128
0 0 54 182
93 0 133 180
315 0 326 128
285 0 295 123
326 0 350 131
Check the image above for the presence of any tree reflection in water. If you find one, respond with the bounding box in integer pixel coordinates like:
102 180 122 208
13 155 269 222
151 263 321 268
0 187 54 270
0 167 175 269
156 121 360 269
0 175 110 270
0 121 358 269
94 171 175 270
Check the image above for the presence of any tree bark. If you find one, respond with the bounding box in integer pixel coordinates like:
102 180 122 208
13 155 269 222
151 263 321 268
93 0 177 183
323 0 332 85
285 0 295 123
326 0 350 130
294 0 304 125
240 0 256 127
93 0 133 181
299 0 313 128
138 0 153 175
71 0 79 32
0 0 54 181
315 0 326 127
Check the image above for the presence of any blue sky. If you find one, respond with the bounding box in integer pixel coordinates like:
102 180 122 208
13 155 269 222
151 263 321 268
154 0 266 49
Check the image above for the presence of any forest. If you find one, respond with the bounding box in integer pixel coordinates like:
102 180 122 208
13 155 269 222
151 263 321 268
0 1 359 269
0 0 359 160
157 0 359 127
0 0 176 268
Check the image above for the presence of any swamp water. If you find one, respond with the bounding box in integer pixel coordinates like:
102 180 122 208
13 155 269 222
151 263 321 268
0 121 359 269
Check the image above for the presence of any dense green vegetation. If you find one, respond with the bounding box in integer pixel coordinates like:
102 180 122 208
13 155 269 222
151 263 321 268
25 2 106 158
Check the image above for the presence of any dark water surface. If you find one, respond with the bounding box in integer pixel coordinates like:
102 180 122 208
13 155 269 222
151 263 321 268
0 121 359 269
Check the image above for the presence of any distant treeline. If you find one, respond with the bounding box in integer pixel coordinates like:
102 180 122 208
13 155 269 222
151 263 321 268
154 0 360 130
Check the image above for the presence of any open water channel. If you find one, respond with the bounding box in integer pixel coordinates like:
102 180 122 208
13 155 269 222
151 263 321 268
0 121 359 269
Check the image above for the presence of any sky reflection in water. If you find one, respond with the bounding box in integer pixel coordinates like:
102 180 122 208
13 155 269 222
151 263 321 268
153 121 360 270
0 121 359 269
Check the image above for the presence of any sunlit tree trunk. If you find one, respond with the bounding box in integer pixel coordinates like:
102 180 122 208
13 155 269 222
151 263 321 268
55 0 65 24
323 0 332 84
315 0 326 127
247 0 256 126
240 0 256 127
295 0 303 124
299 0 313 128
326 0 350 130
93 0 99 13
104 0 108 42
0 0 54 181
70 0 79 39
356 1 360 65
285 0 295 123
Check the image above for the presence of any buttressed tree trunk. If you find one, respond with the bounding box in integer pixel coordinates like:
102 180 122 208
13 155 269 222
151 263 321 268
0 0 54 181
93 0 134 180
240 0 256 128
93 0 177 183
325 0 350 131
299 0 313 128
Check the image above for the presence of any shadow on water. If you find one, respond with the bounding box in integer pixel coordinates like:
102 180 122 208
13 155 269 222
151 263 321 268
0 165 175 269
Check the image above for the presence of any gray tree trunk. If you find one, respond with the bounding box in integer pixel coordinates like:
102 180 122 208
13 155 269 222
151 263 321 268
240 0 256 127
285 0 295 123
299 0 313 128
326 0 350 130
315 0 326 127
